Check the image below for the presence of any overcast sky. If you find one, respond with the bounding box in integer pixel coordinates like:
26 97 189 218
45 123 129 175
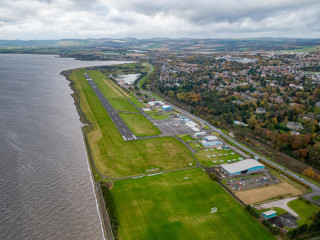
0 0 319 40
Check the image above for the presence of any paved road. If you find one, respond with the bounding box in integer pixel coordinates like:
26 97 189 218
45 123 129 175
256 197 299 217
84 73 137 141
137 67 320 192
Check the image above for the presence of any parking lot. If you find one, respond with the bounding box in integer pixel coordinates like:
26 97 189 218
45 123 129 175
150 118 195 136
224 173 280 192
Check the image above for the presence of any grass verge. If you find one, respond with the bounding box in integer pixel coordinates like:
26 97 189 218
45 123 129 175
119 113 161 137
288 198 320 226
108 99 139 112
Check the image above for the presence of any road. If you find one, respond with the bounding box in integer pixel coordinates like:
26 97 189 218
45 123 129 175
84 73 137 141
137 67 320 192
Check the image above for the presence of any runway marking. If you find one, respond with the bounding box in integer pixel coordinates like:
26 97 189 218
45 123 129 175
123 136 126 140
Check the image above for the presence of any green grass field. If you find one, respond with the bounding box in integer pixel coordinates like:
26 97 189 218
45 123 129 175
108 99 139 112
149 113 169 120
119 113 161 136
129 97 146 108
188 142 203 149
178 134 194 142
288 198 320 226
195 148 242 166
87 70 129 98
111 168 274 240
70 69 195 177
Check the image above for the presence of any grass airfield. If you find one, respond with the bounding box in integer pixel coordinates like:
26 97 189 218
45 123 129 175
111 168 274 240
69 65 274 239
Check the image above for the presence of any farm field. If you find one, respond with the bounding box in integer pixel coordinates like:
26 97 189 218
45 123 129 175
108 99 139 112
119 113 161 136
236 182 303 205
70 69 195 177
110 168 275 240
287 198 320 226
195 148 242 166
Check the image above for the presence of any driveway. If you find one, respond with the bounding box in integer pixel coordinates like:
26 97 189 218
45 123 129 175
255 197 299 217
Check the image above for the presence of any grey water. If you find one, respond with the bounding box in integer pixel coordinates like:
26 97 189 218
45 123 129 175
0 54 128 240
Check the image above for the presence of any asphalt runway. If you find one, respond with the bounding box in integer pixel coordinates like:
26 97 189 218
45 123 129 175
84 73 137 141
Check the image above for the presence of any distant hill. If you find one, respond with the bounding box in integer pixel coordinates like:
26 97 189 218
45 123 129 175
0 37 320 53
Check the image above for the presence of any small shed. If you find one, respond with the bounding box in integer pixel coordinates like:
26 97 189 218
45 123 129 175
262 210 277 219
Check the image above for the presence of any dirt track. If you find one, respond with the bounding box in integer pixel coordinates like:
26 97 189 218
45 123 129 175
235 182 303 205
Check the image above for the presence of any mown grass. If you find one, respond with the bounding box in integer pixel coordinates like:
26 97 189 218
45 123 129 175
111 168 275 240
108 99 139 112
149 113 169 120
87 70 129 98
178 134 194 142
129 97 146 108
288 198 320 226
70 69 195 177
188 142 203 149
119 113 161 137
195 148 242 166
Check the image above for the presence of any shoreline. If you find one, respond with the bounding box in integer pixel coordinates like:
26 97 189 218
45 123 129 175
62 70 114 240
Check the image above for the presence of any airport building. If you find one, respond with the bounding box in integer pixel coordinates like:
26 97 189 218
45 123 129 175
162 105 173 112
221 159 265 176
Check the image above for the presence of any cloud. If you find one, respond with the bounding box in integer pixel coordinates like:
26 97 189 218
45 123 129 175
0 0 319 39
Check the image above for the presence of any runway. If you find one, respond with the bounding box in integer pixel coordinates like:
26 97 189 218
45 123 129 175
84 73 137 141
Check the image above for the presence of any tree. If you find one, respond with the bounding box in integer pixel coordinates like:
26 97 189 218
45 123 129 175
248 117 258 130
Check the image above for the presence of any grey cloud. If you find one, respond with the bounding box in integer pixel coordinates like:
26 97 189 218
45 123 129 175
0 0 319 39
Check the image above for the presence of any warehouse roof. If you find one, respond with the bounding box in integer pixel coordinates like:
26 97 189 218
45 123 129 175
222 159 264 174
162 105 172 108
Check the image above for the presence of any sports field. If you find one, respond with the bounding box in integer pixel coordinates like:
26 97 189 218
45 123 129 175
108 99 139 112
110 168 274 240
70 70 195 177
195 148 242 166
119 113 161 136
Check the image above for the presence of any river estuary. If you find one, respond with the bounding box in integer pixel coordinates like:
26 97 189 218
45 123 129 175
0 54 128 240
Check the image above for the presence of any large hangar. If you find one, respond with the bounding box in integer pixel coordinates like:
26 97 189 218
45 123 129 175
222 159 265 176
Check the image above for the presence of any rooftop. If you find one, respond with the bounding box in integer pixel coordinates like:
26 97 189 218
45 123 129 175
222 159 264 174
262 210 277 216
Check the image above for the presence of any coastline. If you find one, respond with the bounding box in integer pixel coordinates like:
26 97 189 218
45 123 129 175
61 70 114 240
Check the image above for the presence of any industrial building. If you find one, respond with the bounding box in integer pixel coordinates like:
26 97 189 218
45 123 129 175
162 105 173 112
201 140 223 147
221 159 265 176
148 101 165 107
204 135 218 141
194 132 206 138
262 210 277 219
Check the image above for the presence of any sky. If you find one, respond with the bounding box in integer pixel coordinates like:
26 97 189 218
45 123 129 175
0 0 319 40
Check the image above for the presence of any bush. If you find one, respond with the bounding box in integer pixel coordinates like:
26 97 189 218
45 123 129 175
245 205 260 218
